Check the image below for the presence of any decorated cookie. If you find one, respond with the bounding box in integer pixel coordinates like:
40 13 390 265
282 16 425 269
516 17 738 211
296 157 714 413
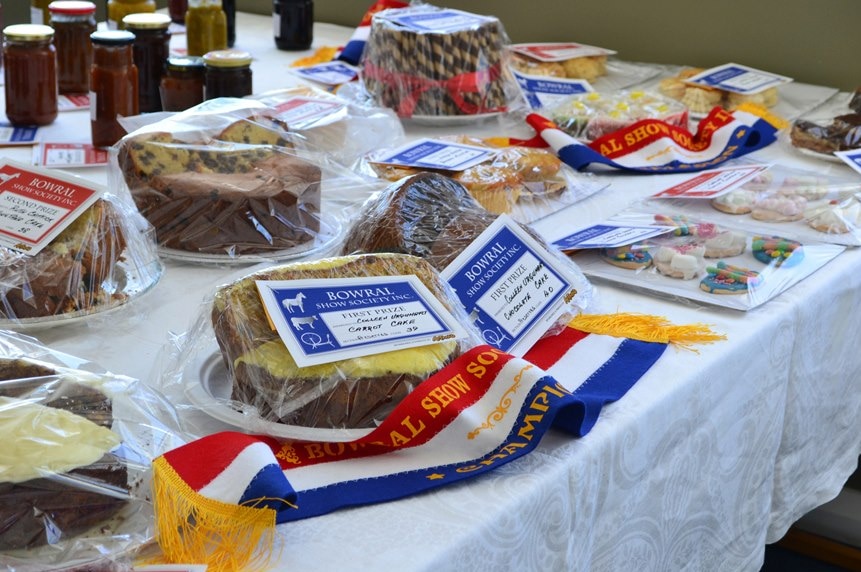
699 262 761 295
750 194 807 222
601 246 652 270
703 230 747 258
654 244 705 280
710 188 759 215
751 235 804 267
653 214 718 237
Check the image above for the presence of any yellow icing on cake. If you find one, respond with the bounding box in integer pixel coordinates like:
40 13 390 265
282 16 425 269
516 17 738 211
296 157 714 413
0 396 120 484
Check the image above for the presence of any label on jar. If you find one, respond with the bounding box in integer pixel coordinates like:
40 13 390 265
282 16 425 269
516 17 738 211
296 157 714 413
256 275 466 367
30 6 44 24
89 91 97 121
0 160 102 256
33 143 109 168
441 215 577 356
370 138 497 172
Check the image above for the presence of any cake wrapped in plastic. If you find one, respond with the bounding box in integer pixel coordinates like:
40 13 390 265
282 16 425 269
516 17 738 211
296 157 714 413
113 98 363 262
360 4 518 119
788 90 861 156
0 164 162 325
0 330 182 570
548 90 689 142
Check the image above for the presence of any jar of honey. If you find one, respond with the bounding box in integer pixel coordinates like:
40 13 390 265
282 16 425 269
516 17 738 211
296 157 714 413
106 0 155 30
90 30 138 147
49 1 97 94
203 49 252 100
160 55 205 111
185 0 227 57
123 12 171 113
3 24 58 126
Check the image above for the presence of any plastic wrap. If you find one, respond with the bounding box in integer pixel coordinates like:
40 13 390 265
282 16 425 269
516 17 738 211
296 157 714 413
0 171 162 327
644 164 861 246
358 136 609 223
557 209 844 311
359 4 521 121
248 85 406 168
111 98 380 263
0 329 184 571
547 90 688 142
785 89 861 160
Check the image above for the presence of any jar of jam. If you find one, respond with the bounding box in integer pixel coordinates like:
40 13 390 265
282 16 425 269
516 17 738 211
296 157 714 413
90 30 138 147
49 1 97 94
160 55 205 111
123 12 171 113
3 24 58 126
185 0 227 57
168 0 187 24
203 49 252 100
274 0 313 51
106 0 155 30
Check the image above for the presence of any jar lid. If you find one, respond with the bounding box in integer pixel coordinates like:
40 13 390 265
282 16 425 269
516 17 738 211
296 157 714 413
203 49 253 68
3 24 54 42
123 12 172 30
48 1 97 15
90 30 136 45
166 55 206 72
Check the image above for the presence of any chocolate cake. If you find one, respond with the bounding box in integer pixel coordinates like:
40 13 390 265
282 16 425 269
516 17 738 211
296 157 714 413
0 199 129 320
790 113 861 154
0 359 128 550
211 253 462 429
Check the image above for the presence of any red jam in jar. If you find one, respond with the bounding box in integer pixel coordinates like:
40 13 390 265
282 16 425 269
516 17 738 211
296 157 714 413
90 30 138 148
49 1 97 94
3 24 58 126
160 55 205 112
123 12 172 113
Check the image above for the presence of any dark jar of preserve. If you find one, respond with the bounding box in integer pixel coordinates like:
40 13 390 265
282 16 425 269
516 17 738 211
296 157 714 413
49 0 97 94
123 12 171 113
273 0 313 51
3 24 58 126
203 49 252 100
90 30 138 148
160 55 205 111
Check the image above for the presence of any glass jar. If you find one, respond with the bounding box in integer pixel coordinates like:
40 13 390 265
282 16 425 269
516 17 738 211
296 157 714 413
90 30 138 147
168 0 187 24
185 0 227 57
203 49 252 100
123 12 171 113
3 24 58 126
273 0 313 51
31 0 51 25
160 55 205 111
223 0 235 47
49 1 97 94
106 0 155 30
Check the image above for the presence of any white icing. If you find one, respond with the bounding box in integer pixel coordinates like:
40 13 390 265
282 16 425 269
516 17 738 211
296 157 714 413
0 397 120 484
705 231 745 251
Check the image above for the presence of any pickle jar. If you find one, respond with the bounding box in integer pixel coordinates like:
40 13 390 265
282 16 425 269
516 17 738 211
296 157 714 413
106 0 155 30
123 12 171 113
49 1 97 94
185 0 227 57
203 49 252 100
160 55 205 111
3 24 58 126
90 30 138 148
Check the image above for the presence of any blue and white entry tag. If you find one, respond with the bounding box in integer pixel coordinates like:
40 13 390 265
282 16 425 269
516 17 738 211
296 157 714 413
513 70 593 109
835 149 861 177
372 138 497 171
441 215 577 356
290 62 359 86
256 275 466 368
387 8 494 32
684 63 792 95
550 223 675 252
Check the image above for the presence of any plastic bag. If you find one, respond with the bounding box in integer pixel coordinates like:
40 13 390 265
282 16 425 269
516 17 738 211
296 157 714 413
785 89 861 159
0 329 184 571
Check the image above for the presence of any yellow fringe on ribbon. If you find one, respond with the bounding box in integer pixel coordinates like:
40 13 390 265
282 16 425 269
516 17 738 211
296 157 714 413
150 457 284 572
734 102 790 130
290 46 339 68
568 312 726 352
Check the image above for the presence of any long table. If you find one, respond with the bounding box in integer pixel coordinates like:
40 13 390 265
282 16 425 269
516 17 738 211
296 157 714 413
2 12 859 572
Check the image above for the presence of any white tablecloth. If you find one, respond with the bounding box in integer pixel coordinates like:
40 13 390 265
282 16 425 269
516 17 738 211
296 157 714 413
1 12 859 572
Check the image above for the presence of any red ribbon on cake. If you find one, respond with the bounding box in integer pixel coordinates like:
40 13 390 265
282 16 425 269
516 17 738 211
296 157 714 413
362 61 506 117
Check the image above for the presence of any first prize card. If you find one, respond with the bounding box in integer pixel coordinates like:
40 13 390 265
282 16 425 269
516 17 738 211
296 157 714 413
685 63 792 95
256 275 467 368
550 222 676 252
372 138 497 171
441 215 577 356
0 160 101 255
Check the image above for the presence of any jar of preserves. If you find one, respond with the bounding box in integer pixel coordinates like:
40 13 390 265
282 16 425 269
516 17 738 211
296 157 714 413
106 0 155 30
90 30 138 147
159 55 205 111
31 0 51 25
273 0 313 51
49 1 97 94
3 24 58 126
185 0 227 57
123 12 171 113
168 0 187 24
203 49 252 100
